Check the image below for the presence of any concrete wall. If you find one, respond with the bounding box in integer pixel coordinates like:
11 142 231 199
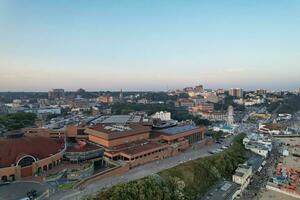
76 164 130 189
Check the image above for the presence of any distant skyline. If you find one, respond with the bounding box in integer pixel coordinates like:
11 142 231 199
0 0 300 92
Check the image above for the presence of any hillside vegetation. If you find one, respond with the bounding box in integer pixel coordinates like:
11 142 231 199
86 134 247 200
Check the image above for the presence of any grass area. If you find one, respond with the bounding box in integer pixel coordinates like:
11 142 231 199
85 134 247 200
158 133 247 199
58 181 77 190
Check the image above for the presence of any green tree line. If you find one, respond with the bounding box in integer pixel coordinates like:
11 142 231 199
0 112 36 131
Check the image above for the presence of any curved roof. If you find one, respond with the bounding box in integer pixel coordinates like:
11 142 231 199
0 136 64 168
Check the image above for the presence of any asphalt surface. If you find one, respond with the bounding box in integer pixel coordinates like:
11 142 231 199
0 181 47 200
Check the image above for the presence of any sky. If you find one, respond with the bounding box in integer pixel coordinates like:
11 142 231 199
0 0 300 91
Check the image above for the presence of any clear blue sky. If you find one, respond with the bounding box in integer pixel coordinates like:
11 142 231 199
0 0 299 91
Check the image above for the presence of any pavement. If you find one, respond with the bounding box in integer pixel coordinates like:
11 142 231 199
51 133 239 200
0 181 47 200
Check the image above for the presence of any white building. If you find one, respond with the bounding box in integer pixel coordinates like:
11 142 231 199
24 107 61 115
245 142 269 157
151 111 171 121
232 165 252 192
243 133 272 151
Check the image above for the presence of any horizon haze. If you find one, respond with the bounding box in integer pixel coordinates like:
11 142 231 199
0 0 300 91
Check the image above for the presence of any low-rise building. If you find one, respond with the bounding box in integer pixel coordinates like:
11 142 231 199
189 102 214 113
200 180 241 200
151 111 171 121
0 132 65 181
198 111 227 121
245 142 269 157
175 98 195 108
232 165 252 192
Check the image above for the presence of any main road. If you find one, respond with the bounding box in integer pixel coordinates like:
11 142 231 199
51 128 246 200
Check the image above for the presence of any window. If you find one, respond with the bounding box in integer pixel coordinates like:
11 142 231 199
17 156 35 167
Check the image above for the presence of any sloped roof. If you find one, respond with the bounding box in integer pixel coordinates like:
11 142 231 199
0 136 64 168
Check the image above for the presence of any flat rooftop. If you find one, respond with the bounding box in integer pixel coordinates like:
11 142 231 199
158 124 199 135
88 123 151 134
247 154 265 171
105 139 166 157
200 180 240 200
91 115 142 124
121 141 165 156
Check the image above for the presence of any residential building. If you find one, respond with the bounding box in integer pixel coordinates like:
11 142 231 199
97 95 113 104
48 89 65 100
200 180 241 200
189 102 214 113
245 142 269 157
216 88 225 95
175 99 195 108
194 85 204 93
232 165 253 192
229 88 243 98
151 111 171 121
256 89 267 95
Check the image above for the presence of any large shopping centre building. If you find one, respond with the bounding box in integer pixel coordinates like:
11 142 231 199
0 117 208 182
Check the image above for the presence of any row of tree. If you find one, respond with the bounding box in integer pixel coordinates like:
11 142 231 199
0 112 36 131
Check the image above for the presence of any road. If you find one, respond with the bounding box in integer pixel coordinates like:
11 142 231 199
240 141 281 200
51 134 238 200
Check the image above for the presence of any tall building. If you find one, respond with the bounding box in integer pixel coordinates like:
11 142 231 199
229 88 243 98
48 89 65 100
194 85 204 93
97 95 113 104
119 89 123 100
216 88 224 95
256 89 267 95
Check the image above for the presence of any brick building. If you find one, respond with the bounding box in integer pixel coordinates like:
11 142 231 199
0 132 65 182
85 124 173 167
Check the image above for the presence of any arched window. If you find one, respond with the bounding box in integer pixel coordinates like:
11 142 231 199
17 155 36 167
9 174 15 181
1 176 7 182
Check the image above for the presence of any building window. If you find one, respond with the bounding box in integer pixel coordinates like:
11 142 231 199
17 156 35 167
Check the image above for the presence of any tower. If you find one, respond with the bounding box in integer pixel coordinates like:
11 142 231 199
227 105 234 126
119 89 123 100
